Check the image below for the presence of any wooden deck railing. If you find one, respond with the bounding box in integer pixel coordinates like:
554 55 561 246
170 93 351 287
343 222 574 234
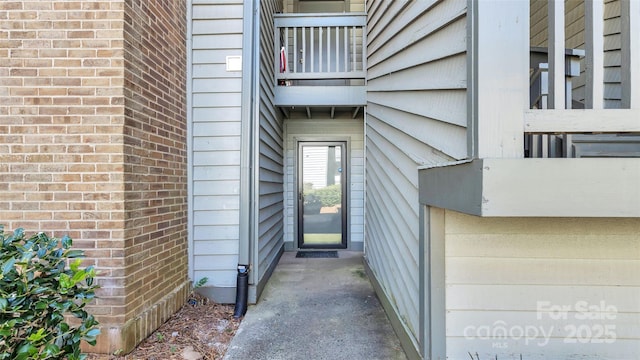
274 13 366 82
525 0 640 158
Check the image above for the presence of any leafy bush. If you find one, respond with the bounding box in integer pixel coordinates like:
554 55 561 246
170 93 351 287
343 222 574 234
0 227 100 360
303 184 342 214
310 184 342 208
303 193 322 214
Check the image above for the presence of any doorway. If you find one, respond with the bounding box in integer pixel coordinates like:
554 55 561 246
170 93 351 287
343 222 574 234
297 142 347 249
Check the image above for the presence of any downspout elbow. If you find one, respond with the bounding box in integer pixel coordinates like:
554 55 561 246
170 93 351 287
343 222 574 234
233 264 250 318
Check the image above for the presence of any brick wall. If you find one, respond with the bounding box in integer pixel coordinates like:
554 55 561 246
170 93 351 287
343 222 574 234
0 1 188 354
120 0 189 349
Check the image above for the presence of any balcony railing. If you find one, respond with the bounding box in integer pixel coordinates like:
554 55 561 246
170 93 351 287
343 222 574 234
272 13 367 109
274 13 366 82
525 0 640 158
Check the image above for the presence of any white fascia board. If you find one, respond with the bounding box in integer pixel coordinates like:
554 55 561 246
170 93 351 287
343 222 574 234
419 158 640 217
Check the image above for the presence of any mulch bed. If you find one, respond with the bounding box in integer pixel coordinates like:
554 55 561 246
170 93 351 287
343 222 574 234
87 294 240 360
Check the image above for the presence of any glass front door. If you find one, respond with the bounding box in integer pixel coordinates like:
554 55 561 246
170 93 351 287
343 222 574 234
298 142 347 249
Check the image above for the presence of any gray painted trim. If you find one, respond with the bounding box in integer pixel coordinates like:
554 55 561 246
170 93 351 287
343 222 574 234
418 159 482 216
254 244 284 302
350 241 363 252
418 205 426 358
296 141 349 249
250 0 262 287
186 0 195 281
428 207 446 359
419 158 640 217
621 0 640 108
293 136 353 250
274 13 366 27
284 241 295 252
466 0 476 159
362 108 367 254
364 257 421 360
419 206 447 359
274 86 367 107
239 0 255 269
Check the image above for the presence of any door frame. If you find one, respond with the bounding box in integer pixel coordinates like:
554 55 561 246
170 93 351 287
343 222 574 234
296 140 349 249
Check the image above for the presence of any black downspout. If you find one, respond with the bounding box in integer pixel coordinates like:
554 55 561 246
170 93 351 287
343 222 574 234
235 0 258 318
233 264 250 318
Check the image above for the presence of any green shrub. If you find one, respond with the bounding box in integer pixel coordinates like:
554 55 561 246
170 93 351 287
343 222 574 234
0 227 100 360
311 184 342 207
303 193 323 214
303 184 342 213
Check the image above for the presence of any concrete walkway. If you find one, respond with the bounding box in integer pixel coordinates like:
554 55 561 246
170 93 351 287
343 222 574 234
224 251 407 360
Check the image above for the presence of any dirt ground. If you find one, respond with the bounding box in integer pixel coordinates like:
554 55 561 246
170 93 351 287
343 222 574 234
87 294 240 360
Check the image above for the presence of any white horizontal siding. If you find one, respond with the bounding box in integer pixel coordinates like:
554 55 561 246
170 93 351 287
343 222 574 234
284 117 365 247
301 147 330 189
364 0 467 345
445 211 640 358
190 0 244 290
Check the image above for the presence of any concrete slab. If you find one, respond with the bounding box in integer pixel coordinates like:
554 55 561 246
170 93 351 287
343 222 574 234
224 251 408 360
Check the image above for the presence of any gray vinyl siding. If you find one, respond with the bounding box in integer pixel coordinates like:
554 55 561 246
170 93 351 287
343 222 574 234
284 117 365 249
190 0 244 290
603 0 622 108
565 0 622 109
256 0 285 288
364 0 467 343
530 0 547 47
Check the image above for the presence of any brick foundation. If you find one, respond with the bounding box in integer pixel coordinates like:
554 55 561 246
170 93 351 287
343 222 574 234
85 280 191 354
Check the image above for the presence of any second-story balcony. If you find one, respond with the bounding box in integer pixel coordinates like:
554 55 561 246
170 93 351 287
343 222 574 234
419 0 639 218
274 13 366 117
525 0 640 158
